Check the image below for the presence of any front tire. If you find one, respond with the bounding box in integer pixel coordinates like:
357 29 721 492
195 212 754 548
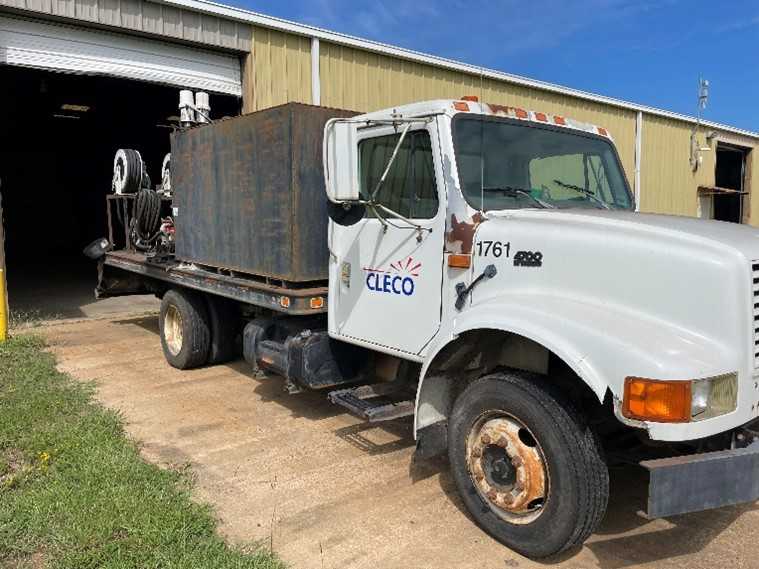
448 371 608 558
159 289 211 369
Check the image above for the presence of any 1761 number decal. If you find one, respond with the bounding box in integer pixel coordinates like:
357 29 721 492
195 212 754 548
475 240 510 258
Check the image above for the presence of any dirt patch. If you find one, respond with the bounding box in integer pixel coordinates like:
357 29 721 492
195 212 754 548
2 550 46 569
0 448 31 489
42 316 759 569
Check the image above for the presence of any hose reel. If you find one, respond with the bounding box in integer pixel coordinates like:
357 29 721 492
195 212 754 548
160 153 171 194
112 149 148 194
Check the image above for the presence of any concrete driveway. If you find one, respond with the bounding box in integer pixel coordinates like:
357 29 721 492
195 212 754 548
42 315 758 569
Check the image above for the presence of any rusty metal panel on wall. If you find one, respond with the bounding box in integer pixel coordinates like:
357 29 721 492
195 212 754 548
171 102 356 282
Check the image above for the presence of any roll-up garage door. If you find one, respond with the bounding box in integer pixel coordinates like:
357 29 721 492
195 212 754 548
0 15 241 95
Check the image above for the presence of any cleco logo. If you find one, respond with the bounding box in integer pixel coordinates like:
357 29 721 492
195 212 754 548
364 257 421 296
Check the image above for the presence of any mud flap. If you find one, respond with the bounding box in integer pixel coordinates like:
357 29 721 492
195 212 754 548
641 441 759 518
96 261 150 299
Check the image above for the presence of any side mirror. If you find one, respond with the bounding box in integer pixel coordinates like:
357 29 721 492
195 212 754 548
323 119 360 203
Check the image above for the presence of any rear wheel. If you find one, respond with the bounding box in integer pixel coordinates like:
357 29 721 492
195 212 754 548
159 289 210 369
448 371 608 558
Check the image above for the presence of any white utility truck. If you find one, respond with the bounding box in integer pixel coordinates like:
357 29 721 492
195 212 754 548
91 98 759 558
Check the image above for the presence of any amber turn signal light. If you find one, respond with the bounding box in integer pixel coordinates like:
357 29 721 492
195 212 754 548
622 377 691 423
448 254 471 269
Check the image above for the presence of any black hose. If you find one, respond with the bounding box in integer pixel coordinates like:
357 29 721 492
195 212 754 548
130 189 162 250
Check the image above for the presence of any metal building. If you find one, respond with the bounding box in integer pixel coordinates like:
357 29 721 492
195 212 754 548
1 0 757 321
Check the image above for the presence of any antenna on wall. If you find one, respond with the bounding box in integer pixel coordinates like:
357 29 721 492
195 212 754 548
690 76 711 171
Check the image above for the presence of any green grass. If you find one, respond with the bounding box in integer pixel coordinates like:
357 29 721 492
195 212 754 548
0 335 284 569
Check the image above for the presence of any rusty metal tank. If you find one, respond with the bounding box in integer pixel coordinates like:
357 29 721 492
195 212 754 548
171 102 357 283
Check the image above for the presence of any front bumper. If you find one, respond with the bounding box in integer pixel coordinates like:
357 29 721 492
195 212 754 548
642 439 759 518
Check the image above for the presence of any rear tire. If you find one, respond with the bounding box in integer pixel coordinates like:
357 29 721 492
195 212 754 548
448 371 608 558
159 289 211 369
206 296 241 365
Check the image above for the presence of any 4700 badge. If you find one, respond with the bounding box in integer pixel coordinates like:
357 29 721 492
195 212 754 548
364 257 421 296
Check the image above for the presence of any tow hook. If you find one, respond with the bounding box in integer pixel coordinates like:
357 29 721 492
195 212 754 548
455 264 497 310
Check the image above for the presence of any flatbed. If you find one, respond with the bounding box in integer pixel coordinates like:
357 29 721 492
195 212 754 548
99 250 328 316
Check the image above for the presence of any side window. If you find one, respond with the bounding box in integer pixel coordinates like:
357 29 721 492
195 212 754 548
359 130 438 219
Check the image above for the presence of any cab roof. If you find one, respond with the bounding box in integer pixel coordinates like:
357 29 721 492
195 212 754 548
355 98 614 140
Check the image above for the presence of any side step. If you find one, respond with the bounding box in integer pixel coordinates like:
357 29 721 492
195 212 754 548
328 382 414 422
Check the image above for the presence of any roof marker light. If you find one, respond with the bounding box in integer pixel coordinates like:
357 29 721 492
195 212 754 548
535 112 548 122
554 115 566 125
453 102 470 112
461 95 479 102
598 127 608 136
515 108 528 119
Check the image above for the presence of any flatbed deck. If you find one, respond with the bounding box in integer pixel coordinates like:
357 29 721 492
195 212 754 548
102 250 329 315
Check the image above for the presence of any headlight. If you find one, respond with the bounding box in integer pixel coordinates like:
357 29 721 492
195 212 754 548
690 373 738 421
623 373 737 423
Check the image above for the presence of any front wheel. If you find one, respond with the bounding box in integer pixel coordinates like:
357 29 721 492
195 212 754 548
448 371 608 558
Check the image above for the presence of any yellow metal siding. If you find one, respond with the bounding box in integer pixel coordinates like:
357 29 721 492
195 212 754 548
319 42 637 183
245 26 311 112
748 150 759 227
639 115 715 216
243 34 759 221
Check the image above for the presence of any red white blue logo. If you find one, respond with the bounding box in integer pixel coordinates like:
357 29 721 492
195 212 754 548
364 257 421 296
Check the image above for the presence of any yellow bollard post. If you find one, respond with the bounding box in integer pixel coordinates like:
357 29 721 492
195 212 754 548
0 188 6 342
0 268 6 342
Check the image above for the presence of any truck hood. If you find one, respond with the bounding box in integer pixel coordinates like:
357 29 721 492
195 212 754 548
472 207 759 385
486 209 759 261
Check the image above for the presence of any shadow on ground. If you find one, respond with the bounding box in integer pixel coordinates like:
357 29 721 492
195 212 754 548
110 314 751 567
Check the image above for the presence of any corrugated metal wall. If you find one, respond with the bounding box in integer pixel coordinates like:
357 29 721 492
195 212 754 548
639 115 715 216
318 42 639 181
243 25 311 112
0 0 251 50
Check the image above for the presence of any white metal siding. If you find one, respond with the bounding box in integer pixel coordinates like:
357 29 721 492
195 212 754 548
0 0 252 50
0 14 242 94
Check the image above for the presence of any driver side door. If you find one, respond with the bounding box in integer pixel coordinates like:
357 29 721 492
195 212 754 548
328 121 446 356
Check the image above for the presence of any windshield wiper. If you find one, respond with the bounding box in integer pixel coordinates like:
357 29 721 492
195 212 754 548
552 179 611 210
481 186 554 209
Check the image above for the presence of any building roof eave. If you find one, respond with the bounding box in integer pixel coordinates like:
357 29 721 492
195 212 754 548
151 0 759 141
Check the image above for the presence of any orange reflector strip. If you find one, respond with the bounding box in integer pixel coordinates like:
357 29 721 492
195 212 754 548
535 112 548 122
554 115 566 125
598 127 608 136
279 296 291 308
515 108 528 119
623 377 691 423
462 95 479 102
453 101 470 111
310 297 324 309
448 254 471 269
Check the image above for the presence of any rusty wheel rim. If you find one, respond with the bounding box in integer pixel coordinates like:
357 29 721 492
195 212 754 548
164 305 183 356
466 412 548 524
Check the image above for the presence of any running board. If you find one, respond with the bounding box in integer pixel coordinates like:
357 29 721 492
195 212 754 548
328 383 414 422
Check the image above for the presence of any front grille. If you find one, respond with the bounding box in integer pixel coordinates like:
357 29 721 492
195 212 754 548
753 262 759 367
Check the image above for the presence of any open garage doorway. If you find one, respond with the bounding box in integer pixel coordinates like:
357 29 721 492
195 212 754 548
0 66 240 323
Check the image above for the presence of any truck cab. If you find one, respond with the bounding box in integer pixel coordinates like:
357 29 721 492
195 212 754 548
323 98 759 557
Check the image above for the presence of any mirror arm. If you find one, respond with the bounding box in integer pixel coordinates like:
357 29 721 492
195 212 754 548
374 204 433 242
370 122 413 202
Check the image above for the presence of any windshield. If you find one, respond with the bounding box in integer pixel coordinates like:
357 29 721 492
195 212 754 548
453 115 634 211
